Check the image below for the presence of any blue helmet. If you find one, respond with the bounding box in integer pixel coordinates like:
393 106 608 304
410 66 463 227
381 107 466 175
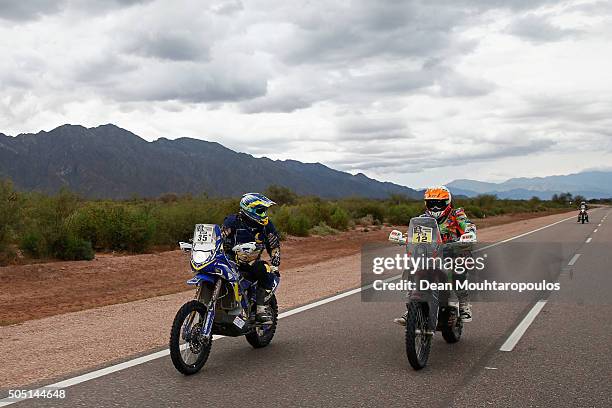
239 193 276 225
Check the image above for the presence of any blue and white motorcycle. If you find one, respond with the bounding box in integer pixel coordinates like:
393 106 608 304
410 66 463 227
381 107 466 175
169 224 280 375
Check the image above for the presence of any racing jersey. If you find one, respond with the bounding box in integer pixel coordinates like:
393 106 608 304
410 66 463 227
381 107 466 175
221 213 281 267
426 207 476 243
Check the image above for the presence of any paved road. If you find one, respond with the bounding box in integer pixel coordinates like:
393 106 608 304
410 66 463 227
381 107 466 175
3 208 611 408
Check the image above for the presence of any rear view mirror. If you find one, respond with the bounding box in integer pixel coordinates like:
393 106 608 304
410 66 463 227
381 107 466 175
389 230 406 245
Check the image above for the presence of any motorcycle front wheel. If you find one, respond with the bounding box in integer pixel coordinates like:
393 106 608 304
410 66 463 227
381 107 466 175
169 300 212 375
405 301 432 370
245 295 278 348
441 310 463 343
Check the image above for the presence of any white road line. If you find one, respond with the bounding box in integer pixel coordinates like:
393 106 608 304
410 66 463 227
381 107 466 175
594 229 598 233
500 251 583 352
500 300 548 352
585 237 592 243
0 212 581 406
568 253 581 266
476 214 577 252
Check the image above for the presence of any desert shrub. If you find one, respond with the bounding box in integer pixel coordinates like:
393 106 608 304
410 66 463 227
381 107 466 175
51 235 94 261
387 204 421 225
19 230 44 258
17 189 91 260
68 203 155 252
0 179 21 264
273 206 312 236
150 197 235 245
309 222 338 236
329 206 350 230
464 205 485 219
265 185 298 205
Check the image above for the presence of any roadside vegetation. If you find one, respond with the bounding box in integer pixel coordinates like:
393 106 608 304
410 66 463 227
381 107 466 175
0 180 579 264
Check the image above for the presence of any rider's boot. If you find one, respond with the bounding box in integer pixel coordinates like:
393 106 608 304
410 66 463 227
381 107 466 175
255 287 272 324
459 302 472 322
393 311 408 326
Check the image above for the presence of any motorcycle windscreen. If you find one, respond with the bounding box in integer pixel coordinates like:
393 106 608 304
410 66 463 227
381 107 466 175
191 224 220 264
405 216 442 259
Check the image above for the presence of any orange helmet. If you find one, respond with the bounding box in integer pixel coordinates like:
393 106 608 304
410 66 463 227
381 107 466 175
424 186 452 220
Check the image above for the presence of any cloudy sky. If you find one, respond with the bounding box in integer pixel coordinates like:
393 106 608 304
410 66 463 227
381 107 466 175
1 0 611 188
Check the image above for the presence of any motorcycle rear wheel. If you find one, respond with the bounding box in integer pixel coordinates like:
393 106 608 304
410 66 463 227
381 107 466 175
245 295 278 348
169 300 212 375
405 301 432 370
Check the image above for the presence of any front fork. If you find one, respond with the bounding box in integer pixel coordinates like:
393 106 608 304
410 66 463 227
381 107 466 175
199 278 222 339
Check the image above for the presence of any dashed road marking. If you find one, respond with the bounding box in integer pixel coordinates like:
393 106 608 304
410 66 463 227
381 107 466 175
568 253 581 266
500 300 548 352
586 237 592 243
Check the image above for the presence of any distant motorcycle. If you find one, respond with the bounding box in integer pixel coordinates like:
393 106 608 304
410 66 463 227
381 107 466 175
169 224 280 375
578 209 588 224
389 216 476 370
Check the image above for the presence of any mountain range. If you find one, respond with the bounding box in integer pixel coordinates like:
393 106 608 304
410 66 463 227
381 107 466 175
448 171 612 199
0 124 421 199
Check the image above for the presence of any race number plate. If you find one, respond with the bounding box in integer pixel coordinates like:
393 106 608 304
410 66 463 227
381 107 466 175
233 316 246 329
194 224 215 244
411 225 433 243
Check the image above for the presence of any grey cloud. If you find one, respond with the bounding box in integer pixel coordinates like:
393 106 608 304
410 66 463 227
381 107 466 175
240 91 317 114
507 13 581 42
210 0 244 15
437 72 496 97
0 0 63 21
0 0 152 21
111 61 268 103
336 116 412 142
123 30 210 61
331 136 556 174
281 1 471 65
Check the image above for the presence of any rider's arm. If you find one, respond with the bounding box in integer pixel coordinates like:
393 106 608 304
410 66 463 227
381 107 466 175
453 208 477 237
264 221 281 267
221 215 237 254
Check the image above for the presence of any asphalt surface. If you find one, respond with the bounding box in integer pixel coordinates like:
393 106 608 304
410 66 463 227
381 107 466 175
3 208 611 408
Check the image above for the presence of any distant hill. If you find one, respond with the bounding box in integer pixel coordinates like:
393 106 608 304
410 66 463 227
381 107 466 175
0 124 421 200
448 171 612 199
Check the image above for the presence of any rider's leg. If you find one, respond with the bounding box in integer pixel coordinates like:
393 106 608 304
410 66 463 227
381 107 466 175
252 261 274 324
454 272 472 322
393 271 411 326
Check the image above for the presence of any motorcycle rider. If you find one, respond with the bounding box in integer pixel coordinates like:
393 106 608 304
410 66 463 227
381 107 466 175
221 193 281 324
577 201 589 223
394 186 477 325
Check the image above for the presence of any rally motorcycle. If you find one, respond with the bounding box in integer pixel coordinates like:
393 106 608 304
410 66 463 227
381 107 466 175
578 208 588 224
389 216 476 370
169 224 280 375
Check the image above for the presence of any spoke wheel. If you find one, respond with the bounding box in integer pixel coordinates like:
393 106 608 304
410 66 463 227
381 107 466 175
169 300 212 375
245 295 278 348
405 301 432 370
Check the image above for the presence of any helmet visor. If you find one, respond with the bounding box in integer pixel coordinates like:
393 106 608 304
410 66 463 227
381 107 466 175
426 199 448 212
254 206 267 217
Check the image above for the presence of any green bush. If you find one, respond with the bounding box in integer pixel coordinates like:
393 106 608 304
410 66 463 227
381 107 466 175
387 204 420 225
68 203 155 252
329 206 350 230
309 222 338 236
0 179 21 264
52 234 94 261
19 231 44 258
464 205 485 219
